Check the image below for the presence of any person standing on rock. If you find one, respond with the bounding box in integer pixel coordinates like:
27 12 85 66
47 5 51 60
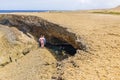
39 35 46 48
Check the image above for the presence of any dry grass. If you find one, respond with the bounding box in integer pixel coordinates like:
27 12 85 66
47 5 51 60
92 11 120 15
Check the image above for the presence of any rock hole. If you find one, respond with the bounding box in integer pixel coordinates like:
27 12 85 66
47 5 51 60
44 37 77 61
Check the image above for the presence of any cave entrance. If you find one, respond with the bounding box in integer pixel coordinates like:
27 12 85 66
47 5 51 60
45 37 76 61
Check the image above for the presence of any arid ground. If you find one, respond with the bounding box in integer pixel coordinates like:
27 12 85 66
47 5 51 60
0 10 120 80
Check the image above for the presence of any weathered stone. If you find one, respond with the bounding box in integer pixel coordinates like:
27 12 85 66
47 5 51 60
0 24 38 66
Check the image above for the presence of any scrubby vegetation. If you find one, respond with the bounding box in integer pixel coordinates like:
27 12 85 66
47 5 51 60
92 11 120 15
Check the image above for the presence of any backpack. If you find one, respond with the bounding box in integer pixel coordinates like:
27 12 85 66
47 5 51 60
44 38 46 45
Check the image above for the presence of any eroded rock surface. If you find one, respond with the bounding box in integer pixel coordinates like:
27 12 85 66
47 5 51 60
0 12 120 80
0 14 87 51
0 24 37 66
0 49 57 80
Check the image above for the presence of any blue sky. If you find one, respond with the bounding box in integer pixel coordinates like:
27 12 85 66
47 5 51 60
0 0 120 10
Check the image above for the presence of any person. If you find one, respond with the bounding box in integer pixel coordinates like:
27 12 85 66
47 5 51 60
39 35 46 48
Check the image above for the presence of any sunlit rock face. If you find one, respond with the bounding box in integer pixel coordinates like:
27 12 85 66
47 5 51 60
0 24 38 66
0 14 87 51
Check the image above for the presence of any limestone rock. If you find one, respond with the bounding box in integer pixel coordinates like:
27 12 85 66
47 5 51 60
0 24 38 66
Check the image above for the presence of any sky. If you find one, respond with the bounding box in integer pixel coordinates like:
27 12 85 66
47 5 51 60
0 0 120 10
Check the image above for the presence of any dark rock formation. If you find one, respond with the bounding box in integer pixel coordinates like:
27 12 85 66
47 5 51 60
0 14 87 51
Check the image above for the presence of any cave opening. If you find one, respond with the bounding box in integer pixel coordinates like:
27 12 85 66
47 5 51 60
43 37 77 61
0 14 89 62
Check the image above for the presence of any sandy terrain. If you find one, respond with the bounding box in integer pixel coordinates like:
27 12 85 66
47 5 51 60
0 12 120 80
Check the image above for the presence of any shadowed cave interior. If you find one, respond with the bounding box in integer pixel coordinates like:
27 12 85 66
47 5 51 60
39 36 77 61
